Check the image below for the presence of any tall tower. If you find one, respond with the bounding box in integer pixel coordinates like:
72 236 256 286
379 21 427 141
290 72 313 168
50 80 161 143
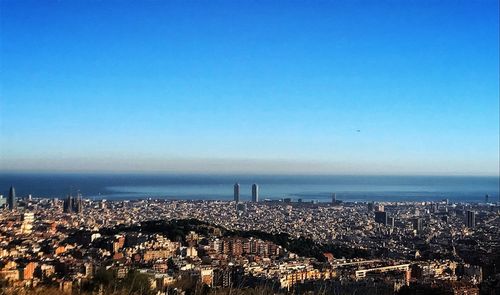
8 186 17 211
63 194 73 213
233 183 240 203
485 194 489 203
75 193 83 214
331 193 337 203
466 210 476 228
413 218 423 233
252 184 259 202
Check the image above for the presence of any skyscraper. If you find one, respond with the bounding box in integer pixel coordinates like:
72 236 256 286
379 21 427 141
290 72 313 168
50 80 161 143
413 218 423 233
484 194 489 203
7 186 17 211
466 210 476 228
375 211 387 225
233 183 240 203
252 184 259 202
63 194 74 213
331 193 336 203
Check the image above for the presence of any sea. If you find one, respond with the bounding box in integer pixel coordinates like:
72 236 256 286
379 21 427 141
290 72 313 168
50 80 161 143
0 173 499 203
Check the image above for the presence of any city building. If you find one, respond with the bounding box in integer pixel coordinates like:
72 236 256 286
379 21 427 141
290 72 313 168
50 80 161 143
466 210 476 228
413 218 423 233
21 212 35 234
63 194 74 213
387 217 395 228
252 184 259 202
375 211 387 225
234 183 240 203
7 186 16 211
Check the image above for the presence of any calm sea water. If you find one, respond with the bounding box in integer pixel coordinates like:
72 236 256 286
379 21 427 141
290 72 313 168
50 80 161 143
0 173 498 203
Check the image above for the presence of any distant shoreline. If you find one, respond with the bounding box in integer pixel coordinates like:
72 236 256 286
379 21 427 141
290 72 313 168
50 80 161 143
1 173 498 203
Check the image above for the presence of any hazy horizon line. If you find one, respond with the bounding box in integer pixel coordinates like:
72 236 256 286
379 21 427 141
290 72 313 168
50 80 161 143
1 155 498 177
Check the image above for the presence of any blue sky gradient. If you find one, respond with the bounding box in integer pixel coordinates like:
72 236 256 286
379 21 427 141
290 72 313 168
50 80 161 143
1 0 499 175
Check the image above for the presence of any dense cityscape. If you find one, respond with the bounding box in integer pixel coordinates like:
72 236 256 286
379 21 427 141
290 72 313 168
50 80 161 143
1 184 499 294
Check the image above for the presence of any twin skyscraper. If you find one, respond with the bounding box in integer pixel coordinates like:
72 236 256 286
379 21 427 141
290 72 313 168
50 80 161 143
233 183 259 203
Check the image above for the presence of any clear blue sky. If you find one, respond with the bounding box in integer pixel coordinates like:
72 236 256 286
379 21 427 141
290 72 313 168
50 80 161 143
1 0 499 175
